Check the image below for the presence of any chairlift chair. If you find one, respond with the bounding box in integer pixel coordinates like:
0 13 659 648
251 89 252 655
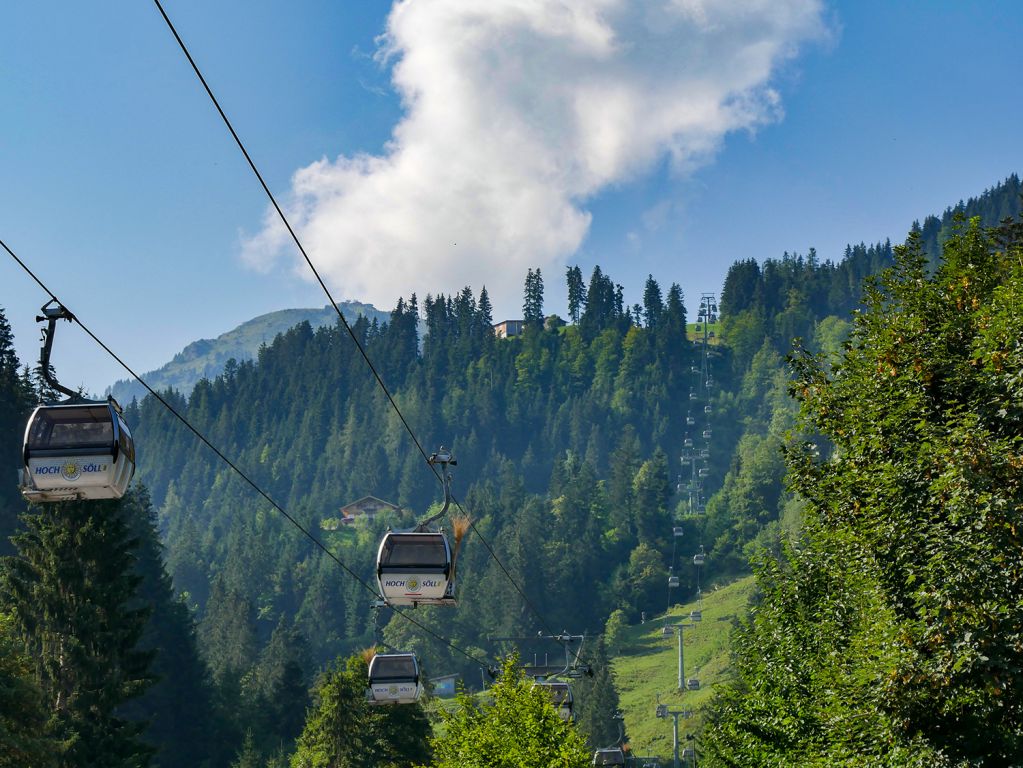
367 652 424 705
376 531 456 607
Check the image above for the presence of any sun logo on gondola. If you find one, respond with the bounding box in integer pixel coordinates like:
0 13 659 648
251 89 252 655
388 685 399 696
60 461 81 481
407 578 419 591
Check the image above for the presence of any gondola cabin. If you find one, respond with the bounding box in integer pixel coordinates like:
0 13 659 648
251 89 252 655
693 553 705 566
376 531 456 607
367 652 423 705
668 575 679 588
21 400 135 502
592 748 626 766
673 526 684 537
536 681 573 721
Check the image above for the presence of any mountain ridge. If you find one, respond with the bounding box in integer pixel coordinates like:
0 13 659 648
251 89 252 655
106 302 388 404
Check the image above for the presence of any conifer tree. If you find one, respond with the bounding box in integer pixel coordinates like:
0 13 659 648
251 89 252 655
290 652 430 768
523 268 545 326
0 610 58 767
566 266 586 323
3 490 155 767
118 486 221 768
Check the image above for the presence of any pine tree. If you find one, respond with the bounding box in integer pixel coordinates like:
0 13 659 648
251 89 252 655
0 306 30 557
3 490 156 767
0 610 58 767
566 266 586 323
642 275 663 328
118 486 221 768
290 652 431 768
523 268 545 326
573 637 624 752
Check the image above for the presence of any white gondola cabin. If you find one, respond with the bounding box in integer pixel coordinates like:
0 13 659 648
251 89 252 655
21 400 135 502
536 680 573 721
673 526 684 537
690 610 702 622
376 531 456 607
686 678 701 691
367 652 424 705
592 748 626 766
693 553 705 566
668 574 679 588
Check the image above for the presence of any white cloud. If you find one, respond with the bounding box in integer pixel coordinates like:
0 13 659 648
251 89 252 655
241 0 826 316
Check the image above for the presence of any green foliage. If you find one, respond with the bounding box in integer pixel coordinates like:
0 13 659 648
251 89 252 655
290 653 430 768
706 216 1023 765
0 610 58 767
119 486 223 768
0 305 31 558
3 489 156 767
427 656 590 768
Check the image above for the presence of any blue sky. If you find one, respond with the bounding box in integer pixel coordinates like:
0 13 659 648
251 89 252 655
1 1 1020 396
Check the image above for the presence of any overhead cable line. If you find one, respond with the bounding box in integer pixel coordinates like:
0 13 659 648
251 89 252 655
1 237 491 671
151 0 569 650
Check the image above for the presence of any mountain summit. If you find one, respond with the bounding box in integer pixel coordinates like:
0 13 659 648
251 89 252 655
106 302 388 403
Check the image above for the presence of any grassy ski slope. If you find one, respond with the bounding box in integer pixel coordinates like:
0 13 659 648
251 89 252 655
611 576 756 761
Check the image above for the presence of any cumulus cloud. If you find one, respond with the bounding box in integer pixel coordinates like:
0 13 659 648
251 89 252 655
242 0 826 315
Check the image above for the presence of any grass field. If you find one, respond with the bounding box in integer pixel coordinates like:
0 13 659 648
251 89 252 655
610 576 756 762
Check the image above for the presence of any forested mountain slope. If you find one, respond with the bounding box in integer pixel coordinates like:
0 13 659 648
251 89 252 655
1 173 1018 767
